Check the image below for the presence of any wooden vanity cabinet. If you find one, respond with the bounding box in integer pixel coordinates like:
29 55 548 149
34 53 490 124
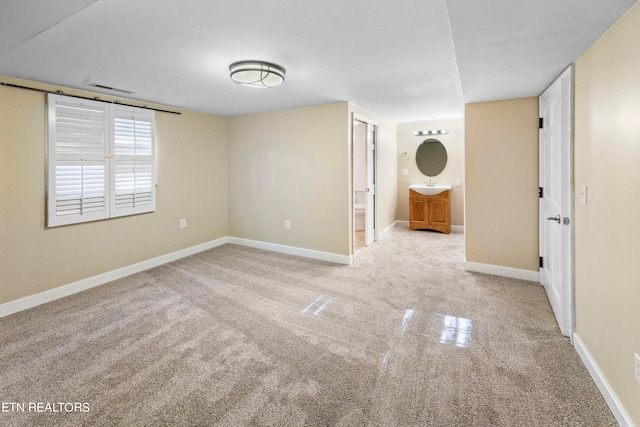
409 189 451 234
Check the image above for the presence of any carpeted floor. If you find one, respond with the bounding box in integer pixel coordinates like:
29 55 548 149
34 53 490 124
0 225 616 426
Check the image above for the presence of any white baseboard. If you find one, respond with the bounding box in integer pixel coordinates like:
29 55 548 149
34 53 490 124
228 237 352 265
464 261 540 282
379 221 399 239
573 334 635 427
0 237 228 319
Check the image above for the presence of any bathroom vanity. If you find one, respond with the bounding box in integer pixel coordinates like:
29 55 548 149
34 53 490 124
409 188 451 234
408 136 451 233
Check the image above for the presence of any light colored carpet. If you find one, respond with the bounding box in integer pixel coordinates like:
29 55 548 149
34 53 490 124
0 225 616 426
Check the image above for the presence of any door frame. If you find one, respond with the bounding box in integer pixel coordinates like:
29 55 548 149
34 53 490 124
351 113 379 256
539 65 575 339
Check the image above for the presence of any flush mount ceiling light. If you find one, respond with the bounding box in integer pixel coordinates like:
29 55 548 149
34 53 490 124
229 60 286 88
413 129 449 136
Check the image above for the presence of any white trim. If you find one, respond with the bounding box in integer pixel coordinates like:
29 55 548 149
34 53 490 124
351 113 379 249
0 237 228 318
379 220 399 240
228 237 352 265
573 334 635 427
464 261 540 282
353 113 379 127
451 225 464 233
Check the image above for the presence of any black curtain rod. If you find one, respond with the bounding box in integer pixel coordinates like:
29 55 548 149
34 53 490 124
1 81 182 115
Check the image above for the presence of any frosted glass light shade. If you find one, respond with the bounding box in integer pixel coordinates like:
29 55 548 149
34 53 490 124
229 61 285 88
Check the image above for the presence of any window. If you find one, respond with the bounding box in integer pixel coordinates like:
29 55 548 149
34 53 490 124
47 94 156 227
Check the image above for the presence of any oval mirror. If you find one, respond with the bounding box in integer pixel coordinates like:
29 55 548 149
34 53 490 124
416 138 447 177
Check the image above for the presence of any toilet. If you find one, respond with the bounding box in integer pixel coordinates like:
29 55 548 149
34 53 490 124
355 203 366 231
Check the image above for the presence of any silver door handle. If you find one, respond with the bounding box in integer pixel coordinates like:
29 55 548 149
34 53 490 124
547 215 561 223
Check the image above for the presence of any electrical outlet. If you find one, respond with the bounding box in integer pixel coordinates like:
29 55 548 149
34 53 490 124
180 219 187 229
635 353 640 385
284 220 291 230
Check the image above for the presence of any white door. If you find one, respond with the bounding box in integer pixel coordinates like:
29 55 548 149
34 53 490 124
365 123 376 246
539 66 574 337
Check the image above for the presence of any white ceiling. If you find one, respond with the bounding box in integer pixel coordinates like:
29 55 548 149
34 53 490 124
0 0 637 122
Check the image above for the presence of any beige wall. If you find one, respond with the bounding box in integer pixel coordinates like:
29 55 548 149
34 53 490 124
574 2 640 423
348 103 398 240
397 118 464 226
228 103 351 256
0 78 228 305
465 98 539 271
227 102 397 258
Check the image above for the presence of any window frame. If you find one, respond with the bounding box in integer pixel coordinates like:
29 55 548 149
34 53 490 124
47 94 156 227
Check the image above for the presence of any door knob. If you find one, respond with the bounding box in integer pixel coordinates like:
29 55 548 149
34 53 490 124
547 214 561 223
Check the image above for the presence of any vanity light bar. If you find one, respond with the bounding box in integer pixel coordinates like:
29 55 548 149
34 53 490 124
413 129 449 136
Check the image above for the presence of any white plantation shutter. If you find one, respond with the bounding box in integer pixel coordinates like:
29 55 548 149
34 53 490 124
110 106 156 217
47 95 109 226
47 95 156 226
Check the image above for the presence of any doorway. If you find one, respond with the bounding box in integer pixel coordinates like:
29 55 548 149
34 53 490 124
353 116 378 254
539 65 574 338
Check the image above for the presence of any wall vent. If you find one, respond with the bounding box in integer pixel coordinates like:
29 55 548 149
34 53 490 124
88 83 135 94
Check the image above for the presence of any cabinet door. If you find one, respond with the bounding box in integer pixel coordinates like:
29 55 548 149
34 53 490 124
410 197 429 230
412 199 426 222
429 199 447 226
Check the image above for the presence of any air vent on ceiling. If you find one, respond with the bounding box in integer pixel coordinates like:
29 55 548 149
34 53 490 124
88 83 135 94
